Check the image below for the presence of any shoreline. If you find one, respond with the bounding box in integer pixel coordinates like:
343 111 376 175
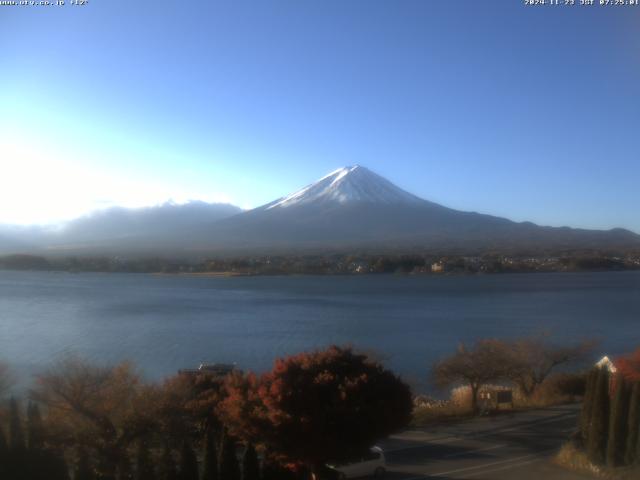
1 268 639 277
152 271 255 277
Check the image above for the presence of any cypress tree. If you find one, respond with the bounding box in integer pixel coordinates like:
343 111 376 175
24 402 48 480
0 426 7 454
0 427 8 480
261 460 295 480
201 429 218 480
241 444 260 480
75 447 95 480
580 368 598 443
625 382 640 465
607 375 630 467
8 397 25 452
136 440 156 480
117 452 133 480
218 433 240 480
637 415 640 466
159 444 178 480
27 402 44 451
179 440 199 480
260 461 279 480
47 450 71 480
587 367 610 465
6 397 26 480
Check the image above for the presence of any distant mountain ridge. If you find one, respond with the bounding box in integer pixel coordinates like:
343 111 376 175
59 201 241 243
0 201 242 255
0 166 638 256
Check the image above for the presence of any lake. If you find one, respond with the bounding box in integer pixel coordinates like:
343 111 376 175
0 270 638 392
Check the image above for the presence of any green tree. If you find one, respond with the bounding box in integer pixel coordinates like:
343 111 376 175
587 367 610 465
241 444 260 480
201 428 218 480
607 376 630 467
625 382 640 465
179 440 199 480
219 432 240 480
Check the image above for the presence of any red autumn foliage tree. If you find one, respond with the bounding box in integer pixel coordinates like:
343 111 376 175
157 370 228 439
616 348 640 383
219 346 413 477
218 371 265 441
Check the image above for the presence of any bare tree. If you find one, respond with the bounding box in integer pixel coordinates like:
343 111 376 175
500 336 595 397
433 340 511 413
30 356 156 480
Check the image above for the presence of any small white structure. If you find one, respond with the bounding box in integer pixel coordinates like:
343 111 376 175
595 356 617 373
431 262 444 273
327 446 386 479
178 362 237 377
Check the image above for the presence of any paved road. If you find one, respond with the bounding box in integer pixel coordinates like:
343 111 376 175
379 404 592 480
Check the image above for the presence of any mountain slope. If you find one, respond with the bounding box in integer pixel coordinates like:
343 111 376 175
203 166 640 252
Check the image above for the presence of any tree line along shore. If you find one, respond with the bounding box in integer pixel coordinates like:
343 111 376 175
1 251 639 275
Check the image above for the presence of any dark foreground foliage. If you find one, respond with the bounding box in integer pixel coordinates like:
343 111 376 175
579 351 640 469
0 346 412 480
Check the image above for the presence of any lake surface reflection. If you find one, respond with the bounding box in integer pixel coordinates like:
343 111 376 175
1 270 638 392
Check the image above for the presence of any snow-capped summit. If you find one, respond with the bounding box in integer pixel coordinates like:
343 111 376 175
261 165 423 210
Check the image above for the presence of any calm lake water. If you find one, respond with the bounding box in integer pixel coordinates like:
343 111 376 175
0 270 638 392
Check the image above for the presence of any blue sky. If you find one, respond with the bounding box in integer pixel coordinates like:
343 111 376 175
1 1 639 231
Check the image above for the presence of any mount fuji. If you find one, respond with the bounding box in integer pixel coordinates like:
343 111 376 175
201 166 640 253
0 165 638 255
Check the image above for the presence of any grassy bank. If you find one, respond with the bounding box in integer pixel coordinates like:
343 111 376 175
555 443 640 480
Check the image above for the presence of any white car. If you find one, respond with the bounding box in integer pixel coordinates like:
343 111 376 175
328 446 386 479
